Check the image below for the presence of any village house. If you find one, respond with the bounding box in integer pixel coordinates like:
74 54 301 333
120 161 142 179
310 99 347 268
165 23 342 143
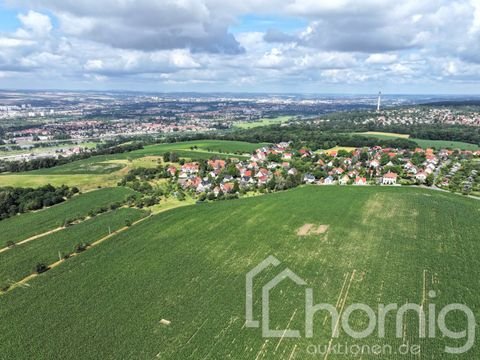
181 162 199 174
339 175 350 185
415 171 427 182
382 171 398 185
323 176 335 185
303 174 316 184
355 177 367 185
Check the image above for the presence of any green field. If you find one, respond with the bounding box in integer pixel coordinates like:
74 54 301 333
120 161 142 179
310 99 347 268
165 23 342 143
0 173 119 190
129 140 268 159
235 116 293 129
411 138 480 151
0 187 137 246
0 186 479 358
355 132 480 150
0 208 146 287
0 140 266 190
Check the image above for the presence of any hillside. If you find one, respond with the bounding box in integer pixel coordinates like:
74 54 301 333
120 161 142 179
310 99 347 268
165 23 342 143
0 186 478 359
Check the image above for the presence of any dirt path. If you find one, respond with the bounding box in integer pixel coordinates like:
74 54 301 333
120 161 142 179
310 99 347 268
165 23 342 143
0 227 64 254
2 215 152 294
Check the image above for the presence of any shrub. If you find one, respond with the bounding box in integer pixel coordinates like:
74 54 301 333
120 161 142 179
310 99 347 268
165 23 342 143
74 243 90 253
35 263 49 274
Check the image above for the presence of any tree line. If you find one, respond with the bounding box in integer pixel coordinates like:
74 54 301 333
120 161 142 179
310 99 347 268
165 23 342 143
0 184 79 220
0 142 144 173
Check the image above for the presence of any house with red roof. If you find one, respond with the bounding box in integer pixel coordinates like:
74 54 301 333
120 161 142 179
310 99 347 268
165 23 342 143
382 171 398 185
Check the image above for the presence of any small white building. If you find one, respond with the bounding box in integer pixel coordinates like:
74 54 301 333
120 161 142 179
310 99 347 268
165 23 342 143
382 171 398 185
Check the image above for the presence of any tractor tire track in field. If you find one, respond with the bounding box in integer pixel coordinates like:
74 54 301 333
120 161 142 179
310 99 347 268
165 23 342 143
324 269 356 360
1 214 152 295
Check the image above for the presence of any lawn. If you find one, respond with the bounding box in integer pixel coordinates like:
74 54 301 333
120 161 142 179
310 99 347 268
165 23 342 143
0 208 147 287
0 187 137 246
235 116 293 129
0 186 479 359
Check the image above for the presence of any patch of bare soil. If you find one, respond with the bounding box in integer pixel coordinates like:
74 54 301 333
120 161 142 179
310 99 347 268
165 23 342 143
297 224 314 236
297 224 329 236
312 225 330 234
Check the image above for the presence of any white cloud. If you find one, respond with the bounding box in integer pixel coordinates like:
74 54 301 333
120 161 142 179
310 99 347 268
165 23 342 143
2 0 480 92
366 54 398 64
16 10 52 38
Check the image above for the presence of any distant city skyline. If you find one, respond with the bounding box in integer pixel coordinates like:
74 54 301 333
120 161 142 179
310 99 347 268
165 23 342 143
1 1 480 94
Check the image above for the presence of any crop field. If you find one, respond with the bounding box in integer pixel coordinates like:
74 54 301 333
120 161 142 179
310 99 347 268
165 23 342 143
0 140 266 190
0 173 119 190
323 146 357 155
234 116 293 129
129 140 269 159
357 131 411 139
0 186 478 359
0 208 146 288
0 187 137 246
411 138 480 151
355 132 480 150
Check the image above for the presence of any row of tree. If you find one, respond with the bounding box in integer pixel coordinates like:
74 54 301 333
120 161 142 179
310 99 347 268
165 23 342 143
0 142 144 173
0 184 79 220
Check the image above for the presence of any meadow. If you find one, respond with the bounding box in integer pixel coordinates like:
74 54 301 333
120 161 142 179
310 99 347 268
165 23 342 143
0 207 146 287
0 186 478 359
0 187 137 246
234 116 293 129
0 140 266 190
356 131 480 150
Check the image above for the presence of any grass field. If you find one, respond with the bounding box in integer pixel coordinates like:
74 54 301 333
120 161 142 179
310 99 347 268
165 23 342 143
411 138 480 151
0 208 146 287
235 116 293 129
357 131 411 139
0 140 266 190
0 186 478 358
129 140 269 159
0 173 119 190
0 187 137 246
356 132 480 150
0 142 98 157
323 146 357 155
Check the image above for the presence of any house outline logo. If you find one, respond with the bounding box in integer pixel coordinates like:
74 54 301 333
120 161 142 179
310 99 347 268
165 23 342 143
245 255 307 338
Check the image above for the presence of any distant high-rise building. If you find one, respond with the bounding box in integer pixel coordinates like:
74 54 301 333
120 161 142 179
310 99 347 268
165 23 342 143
377 92 382 112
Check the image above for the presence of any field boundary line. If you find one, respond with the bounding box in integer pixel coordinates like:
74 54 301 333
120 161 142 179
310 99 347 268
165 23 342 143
0 206 136 254
0 226 64 254
1 214 152 295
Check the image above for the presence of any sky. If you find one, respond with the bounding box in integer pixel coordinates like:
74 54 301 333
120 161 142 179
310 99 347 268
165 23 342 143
1 0 480 94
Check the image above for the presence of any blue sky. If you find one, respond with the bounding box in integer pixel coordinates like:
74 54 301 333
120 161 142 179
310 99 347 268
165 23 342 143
231 14 307 34
1 0 480 94
0 1 22 31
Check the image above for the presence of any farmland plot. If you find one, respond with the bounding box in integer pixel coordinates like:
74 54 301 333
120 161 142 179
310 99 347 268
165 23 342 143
0 187 479 359
0 187 138 246
0 208 147 288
